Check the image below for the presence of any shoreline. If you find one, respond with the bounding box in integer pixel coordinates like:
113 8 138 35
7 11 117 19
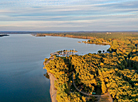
44 57 57 102
48 72 57 102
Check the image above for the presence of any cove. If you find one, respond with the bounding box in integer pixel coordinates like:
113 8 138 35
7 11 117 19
0 34 110 102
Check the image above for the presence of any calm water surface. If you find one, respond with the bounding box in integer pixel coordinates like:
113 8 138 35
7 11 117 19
0 34 110 102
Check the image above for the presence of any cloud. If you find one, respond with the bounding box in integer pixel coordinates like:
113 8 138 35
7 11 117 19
0 0 138 31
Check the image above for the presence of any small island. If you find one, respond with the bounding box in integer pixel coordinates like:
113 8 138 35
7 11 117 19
43 32 138 102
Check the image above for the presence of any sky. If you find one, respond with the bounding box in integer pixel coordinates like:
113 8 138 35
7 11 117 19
0 0 138 31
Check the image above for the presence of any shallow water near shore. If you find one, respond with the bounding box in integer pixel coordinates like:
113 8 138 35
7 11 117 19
0 34 110 102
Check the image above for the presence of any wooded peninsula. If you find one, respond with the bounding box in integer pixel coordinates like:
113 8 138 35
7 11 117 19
42 32 138 102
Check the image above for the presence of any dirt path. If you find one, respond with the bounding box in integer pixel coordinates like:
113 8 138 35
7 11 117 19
72 73 113 102
44 57 113 102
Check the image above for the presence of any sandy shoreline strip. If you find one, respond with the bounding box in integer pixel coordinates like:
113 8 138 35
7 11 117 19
44 57 57 102
48 72 57 102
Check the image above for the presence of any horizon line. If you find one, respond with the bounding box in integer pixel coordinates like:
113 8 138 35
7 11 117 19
0 30 138 33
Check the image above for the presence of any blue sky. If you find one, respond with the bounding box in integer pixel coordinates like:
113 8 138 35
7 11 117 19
0 0 138 31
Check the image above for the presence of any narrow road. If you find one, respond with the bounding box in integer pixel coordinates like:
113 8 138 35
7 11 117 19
44 55 113 102
72 73 113 102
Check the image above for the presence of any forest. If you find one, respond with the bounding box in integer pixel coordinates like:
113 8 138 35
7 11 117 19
43 32 138 102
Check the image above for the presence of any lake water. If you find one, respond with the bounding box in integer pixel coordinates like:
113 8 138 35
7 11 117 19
0 34 110 102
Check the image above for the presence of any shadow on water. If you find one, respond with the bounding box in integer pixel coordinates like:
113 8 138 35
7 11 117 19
44 72 49 79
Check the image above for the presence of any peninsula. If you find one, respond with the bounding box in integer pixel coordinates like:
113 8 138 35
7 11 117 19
0 34 9 37
43 32 138 102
